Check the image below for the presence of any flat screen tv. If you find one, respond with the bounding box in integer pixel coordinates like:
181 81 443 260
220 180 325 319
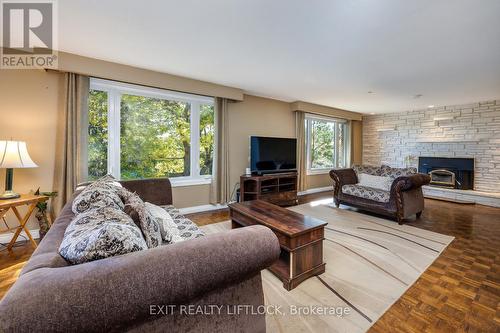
250 136 297 175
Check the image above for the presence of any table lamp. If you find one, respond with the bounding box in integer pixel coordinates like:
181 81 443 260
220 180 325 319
0 140 38 200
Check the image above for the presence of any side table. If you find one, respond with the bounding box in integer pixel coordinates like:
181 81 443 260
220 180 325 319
0 194 49 251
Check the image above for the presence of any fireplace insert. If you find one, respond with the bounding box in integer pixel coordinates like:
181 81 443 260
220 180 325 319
418 157 474 190
429 169 455 187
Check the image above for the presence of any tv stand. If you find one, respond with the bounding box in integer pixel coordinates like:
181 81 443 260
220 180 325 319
240 172 298 206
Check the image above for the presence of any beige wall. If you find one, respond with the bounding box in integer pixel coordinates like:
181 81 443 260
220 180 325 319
226 94 337 194
227 95 295 194
352 120 363 164
0 70 63 231
172 184 211 208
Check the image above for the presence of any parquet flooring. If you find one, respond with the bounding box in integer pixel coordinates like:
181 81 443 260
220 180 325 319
1 193 499 332
0 240 38 299
370 198 500 333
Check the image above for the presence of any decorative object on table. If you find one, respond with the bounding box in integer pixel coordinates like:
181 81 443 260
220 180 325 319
0 194 49 251
33 188 57 240
0 140 38 199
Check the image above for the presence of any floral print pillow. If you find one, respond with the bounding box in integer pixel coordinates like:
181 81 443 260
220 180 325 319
123 192 162 248
59 206 147 264
72 175 124 214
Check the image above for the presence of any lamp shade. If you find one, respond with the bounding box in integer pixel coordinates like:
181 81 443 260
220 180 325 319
0 141 38 168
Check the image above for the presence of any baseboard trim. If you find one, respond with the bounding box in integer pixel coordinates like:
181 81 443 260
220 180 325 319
179 204 228 215
0 229 40 244
298 186 332 196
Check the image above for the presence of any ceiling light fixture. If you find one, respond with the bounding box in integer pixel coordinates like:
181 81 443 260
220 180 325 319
428 105 435 108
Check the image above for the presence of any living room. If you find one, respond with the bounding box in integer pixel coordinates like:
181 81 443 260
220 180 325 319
0 1 499 332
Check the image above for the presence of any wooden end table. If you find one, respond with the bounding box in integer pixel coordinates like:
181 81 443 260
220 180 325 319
229 200 327 290
0 194 49 251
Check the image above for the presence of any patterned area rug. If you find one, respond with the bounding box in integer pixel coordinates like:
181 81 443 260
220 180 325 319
202 199 454 333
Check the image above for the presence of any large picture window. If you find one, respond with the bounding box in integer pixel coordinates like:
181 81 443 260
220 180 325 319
306 115 349 173
88 78 214 186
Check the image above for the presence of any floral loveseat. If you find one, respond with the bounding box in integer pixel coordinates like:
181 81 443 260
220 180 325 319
330 165 431 224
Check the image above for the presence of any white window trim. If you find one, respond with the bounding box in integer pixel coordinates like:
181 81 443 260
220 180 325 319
170 176 212 187
90 78 214 186
306 168 332 176
305 114 350 174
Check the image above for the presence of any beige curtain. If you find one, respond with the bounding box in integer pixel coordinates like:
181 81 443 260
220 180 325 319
210 97 231 204
52 73 89 216
295 111 307 192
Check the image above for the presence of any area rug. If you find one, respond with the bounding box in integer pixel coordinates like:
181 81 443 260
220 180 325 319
201 199 454 333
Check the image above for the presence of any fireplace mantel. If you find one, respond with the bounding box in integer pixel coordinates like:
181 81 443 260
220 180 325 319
415 139 480 143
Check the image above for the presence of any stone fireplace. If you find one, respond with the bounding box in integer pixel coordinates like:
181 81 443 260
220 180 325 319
418 157 474 190
362 100 499 193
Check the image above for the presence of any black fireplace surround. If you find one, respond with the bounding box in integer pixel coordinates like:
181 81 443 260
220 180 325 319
418 157 474 190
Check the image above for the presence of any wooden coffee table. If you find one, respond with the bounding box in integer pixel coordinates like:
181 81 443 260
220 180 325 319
229 200 327 290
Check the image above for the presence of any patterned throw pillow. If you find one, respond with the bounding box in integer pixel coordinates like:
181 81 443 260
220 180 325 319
342 184 391 203
72 175 124 214
162 205 205 242
357 173 393 191
58 206 147 264
145 202 183 243
123 192 162 248
352 165 383 177
380 166 417 179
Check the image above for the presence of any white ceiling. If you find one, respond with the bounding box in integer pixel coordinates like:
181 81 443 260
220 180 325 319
59 0 500 114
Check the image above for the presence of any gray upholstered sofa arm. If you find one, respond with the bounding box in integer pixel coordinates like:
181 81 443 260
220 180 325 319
0 225 280 332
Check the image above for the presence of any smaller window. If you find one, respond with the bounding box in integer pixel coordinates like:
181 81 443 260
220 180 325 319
306 116 349 173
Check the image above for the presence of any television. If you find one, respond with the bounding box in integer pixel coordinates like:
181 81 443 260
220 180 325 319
250 136 297 175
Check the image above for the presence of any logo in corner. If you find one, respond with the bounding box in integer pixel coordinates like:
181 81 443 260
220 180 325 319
1 0 58 69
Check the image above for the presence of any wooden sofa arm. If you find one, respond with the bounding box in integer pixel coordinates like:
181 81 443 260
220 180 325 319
329 169 357 196
390 173 431 194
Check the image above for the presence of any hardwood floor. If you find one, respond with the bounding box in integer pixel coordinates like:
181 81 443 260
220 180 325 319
0 239 38 299
1 193 499 332
370 197 500 333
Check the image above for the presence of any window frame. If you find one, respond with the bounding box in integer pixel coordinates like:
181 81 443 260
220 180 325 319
89 78 215 187
305 114 350 175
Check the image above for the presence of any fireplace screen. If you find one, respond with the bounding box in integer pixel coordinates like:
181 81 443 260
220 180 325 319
429 169 456 187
